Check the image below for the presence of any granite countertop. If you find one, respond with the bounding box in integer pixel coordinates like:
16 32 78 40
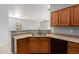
13 33 79 43
51 34 79 43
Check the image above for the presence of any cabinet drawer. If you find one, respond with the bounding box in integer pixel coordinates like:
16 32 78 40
39 37 50 40
17 39 25 43
68 42 79 48
30 37 38 40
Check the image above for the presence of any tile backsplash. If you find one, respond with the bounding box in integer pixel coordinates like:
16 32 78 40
51 27 79 36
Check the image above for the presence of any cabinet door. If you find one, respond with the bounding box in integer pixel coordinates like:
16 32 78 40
51 11 59 26
40 37 50 53
59 8 70 26
51 38 67 54
68 42 79 54
17 38 29 54
71 5 79 25
29 37 40 53
68 46 79 54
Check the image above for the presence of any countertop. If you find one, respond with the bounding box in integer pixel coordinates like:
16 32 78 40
13 33 79 43
13 34 51 39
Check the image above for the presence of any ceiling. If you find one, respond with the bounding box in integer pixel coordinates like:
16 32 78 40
50 4 74 12
9 4 50 21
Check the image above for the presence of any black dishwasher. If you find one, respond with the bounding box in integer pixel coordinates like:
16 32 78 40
50 38 67 54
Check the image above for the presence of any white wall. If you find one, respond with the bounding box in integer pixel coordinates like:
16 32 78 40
9 17 40 31
40 20 50 30
9 17 16 31
0 5 11 53
9 17 51 31
22 19 40 30
9 4 50 21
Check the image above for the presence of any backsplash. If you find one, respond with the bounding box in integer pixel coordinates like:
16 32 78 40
51 27 79 36
11 30 51 36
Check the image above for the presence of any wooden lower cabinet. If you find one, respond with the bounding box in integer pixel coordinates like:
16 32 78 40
17 38 30 54
68 46 79 54
68 42 79 54
40 37 50 53
16 37 50 54
16 37 79 54
51 38 67 54
29 37 50 54
29 37 40 53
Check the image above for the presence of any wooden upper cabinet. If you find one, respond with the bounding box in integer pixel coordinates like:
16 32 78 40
51 11 59 26
59 8 70 26
51 4 79 27
71 5 79 25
